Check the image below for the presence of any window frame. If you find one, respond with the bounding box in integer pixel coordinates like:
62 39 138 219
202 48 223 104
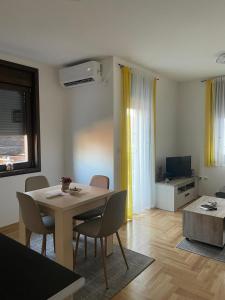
0 59 41 178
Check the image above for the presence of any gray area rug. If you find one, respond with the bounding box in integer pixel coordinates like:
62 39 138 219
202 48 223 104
30 234 154 300
177 238 225 262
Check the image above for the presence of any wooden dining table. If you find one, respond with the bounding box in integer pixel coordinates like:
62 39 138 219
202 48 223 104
19 183 114 271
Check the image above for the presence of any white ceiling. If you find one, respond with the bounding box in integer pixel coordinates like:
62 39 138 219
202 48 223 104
1 0 225 81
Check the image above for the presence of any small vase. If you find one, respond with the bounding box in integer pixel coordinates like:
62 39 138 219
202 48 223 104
61 182 70 192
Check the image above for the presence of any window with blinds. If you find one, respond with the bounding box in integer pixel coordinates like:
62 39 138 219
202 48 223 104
0 86 28 166
0 59 40 177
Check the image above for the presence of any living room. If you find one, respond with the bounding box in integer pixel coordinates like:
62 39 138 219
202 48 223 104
1 0 225 299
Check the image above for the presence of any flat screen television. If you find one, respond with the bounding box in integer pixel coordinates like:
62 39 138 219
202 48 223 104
166 156 191 178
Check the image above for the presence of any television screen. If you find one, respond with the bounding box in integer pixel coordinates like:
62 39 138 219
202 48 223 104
166 156 191 178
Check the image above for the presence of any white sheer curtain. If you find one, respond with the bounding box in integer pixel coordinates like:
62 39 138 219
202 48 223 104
130 70 155 213
214 77 225 166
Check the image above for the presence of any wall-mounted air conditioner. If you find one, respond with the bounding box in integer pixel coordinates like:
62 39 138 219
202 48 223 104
59 61 102 88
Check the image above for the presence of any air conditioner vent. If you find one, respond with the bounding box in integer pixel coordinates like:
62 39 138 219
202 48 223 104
64 77 94 87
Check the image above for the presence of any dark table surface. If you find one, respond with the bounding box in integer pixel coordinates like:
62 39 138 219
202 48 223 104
0 233 83 300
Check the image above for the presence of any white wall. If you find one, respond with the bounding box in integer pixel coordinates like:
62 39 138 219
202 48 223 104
177 81 225 196
0 53 65 227
155 77 179 176
177 82 203 172
64 57 114 188
0 52 187 226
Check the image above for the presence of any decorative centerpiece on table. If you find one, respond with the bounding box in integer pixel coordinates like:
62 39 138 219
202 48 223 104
61 177 72 192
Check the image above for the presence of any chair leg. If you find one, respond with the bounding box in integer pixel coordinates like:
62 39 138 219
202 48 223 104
94 238 97 257
41 234 47 256
100 237 109 289
53 232 55 253
73 219 77 240
26 230 32 248
73 233 80 270
73 231 77 240
116 231 129 269
84 235 87 258
105 237 107 257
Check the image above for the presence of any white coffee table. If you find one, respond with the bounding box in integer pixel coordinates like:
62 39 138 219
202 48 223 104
183 196 225 247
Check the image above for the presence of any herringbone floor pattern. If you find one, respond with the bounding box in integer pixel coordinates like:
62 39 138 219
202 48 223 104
6 209 225 299
113 209 225 300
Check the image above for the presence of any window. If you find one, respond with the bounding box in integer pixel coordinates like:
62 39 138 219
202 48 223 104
0 60 40 177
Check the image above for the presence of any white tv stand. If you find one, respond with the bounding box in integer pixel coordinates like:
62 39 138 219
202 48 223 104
156 177 198 212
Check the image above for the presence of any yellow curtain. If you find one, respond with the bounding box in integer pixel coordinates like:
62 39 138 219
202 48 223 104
205 80 215 167
120 66 133 220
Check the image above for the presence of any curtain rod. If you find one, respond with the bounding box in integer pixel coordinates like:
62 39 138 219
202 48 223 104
201 75 225 83
118 63 159 80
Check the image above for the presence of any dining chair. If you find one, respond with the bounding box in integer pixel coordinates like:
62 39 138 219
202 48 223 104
25 175 51 245
17 192 55 256
25 175 50 192
73 175 109 257
73 190 128 289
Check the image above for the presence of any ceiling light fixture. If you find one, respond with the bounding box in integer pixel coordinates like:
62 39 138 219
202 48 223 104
216 53 225 64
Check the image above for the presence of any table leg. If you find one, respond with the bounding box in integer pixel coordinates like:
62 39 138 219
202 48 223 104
106 234 113 256
55 210 73 270
19 207 28 245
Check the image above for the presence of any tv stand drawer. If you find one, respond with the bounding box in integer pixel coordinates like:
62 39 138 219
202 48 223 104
156 177 198 211
175 188 196 210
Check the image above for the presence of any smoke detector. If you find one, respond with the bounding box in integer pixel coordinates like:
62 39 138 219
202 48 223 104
216 53 225 64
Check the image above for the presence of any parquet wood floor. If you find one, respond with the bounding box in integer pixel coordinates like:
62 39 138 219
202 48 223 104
6 209 225 299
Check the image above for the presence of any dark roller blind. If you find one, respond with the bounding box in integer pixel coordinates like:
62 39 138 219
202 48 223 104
0 88 25 135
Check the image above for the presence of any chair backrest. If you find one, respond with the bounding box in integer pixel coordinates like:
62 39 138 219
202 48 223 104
98 190 127 237
89 175 109 189
17 192 46 234
25 176 49 192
